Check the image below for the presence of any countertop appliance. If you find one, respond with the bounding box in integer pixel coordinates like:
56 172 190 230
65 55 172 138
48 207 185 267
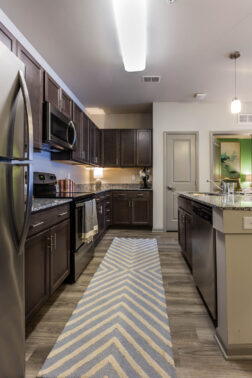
192 202 217 322
0 41 33 377
33 172 95 282
43 102 76 151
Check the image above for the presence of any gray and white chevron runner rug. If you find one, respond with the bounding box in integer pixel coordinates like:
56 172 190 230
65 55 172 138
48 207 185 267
38 237 176 378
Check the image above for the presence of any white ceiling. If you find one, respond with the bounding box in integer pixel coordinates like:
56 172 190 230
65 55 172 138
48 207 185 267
1 0 252 109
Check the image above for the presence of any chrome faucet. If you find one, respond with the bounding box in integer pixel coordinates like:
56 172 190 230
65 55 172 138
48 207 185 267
206 179 226 193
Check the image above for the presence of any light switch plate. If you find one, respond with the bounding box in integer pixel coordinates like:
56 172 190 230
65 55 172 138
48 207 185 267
243 217 252 230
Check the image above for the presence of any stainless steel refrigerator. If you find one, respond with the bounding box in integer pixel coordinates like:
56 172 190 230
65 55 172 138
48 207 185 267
0 41 33 377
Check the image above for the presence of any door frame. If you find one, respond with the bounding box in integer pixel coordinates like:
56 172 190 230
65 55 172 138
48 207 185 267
209 130 252 191
163 131 199 232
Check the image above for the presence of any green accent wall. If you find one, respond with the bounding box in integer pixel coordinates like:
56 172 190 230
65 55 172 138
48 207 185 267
217 138 252 184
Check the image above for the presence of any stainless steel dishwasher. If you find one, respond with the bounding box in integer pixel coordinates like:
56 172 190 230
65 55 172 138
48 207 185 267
192 202 217 321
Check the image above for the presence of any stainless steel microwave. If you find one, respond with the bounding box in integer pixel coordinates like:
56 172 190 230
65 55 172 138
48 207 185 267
43 102 76 151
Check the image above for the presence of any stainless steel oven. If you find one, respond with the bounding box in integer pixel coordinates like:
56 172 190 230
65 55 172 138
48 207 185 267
43 102 76 151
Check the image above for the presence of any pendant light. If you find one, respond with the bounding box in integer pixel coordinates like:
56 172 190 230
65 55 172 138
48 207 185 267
230 51 241 114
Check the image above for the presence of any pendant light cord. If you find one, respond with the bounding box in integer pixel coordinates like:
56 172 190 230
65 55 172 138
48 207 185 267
234 57 237 98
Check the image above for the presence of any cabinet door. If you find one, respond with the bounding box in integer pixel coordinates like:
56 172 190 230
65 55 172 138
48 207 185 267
82 113 90 163
0 22 16 52
178 209 186 252
131 198 151 225
102 129 120 167
112 194 131 225
44 72 61 109
25 230 50 321
50 219 70 294
72 103 83 162
95 127 101 166
89 122 95 165
137 129 152 167
96 201 105 239
17 43 44 150
61 89 73 119
185 214 193 268
120 130 136 167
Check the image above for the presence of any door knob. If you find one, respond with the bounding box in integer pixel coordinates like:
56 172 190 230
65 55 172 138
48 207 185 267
167 185 175 191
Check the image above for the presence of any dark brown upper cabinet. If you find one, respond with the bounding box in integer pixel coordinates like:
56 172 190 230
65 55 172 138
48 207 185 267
0 22 16 52
72 103 83 162
102 129 120 167
136 129 152 167
89 121 100 165
120 129 137 167
44 73 73 119
82 112 90 164
60 89 73 119
95 126 101 166
17 43 44 150
44 72 61 109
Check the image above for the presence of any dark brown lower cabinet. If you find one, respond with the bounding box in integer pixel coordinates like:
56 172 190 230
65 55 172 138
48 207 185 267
25 229 50 322
112 191 152 226
50 220 70 294
25 214 70 322
178 197 193 268
112 194 132 225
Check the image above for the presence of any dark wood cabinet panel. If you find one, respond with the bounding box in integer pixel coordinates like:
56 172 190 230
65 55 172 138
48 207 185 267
120 130 136 167
82 113 90 163
132 198 151 225
16 43 44 150
61 89 73 119
137 129 152 167
95 126 101 166
178 197 193 269
96 200 105 240
0 22 16 52
102 129 120 167
178 209 186 252
44 72 61 109
72 103 83 162
50 219 70 294
89 122 95 164
112 194 131 225
25 229 50 321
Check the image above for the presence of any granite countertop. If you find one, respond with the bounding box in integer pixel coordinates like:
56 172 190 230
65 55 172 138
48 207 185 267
32 198 72 213
94 188 153 194
179 192 252 210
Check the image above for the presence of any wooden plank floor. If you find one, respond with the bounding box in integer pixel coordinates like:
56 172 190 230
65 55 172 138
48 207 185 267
25 229 252 378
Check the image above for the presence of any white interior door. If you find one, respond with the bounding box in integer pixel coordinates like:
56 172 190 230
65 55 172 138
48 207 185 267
166 134 197 231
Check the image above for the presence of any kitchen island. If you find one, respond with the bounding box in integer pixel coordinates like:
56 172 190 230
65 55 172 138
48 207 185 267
178 192 252 360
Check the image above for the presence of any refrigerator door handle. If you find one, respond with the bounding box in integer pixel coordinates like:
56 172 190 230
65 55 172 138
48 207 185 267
8 163 33 255
18 70 33 160
18 164 33 254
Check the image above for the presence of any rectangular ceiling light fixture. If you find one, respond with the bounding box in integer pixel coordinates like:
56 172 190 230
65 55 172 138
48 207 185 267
112 0 147 72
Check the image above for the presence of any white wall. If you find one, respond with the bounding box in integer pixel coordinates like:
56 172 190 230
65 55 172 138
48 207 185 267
153 102 252 230
33 151 90 184
91 113 152 130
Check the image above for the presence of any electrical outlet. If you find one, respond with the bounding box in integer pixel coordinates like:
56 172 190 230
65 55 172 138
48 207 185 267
243 217 252 230
132 175 136 181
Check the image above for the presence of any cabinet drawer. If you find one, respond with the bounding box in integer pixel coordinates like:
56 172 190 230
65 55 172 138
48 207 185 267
29 204 70 237
129 191 152 199
178 196 192 214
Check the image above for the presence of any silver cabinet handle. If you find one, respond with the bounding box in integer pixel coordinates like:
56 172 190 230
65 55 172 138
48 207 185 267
18 70 33 160
137 194 144 197
31 221 44 228
58 211 68 217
